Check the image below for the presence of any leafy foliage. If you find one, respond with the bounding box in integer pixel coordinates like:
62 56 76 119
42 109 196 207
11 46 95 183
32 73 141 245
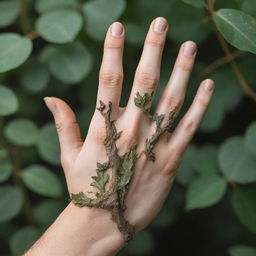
21 165 63 198
90 162 109 193
214 9 256 54
0 0 256 254
186 175 227 210
0 34 32 72
36 9 83 44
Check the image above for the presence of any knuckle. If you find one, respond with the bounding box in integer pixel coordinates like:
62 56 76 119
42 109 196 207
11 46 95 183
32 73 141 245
175 58 193 72
183 119 197 133
145 37 165 48
162 94 183 110
118 130 137 150
195 96 209 108
92 125 107 144
104 42 123 50
99 71 123 88
136 71 158 90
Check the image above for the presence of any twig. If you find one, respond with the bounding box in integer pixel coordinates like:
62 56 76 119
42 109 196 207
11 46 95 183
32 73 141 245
19 0 32 34
199 50 244 79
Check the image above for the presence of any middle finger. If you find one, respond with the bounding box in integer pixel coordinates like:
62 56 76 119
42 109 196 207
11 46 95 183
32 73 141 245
124 17 168 123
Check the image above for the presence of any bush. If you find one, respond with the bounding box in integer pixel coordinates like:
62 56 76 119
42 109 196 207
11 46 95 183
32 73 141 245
0 0 256 255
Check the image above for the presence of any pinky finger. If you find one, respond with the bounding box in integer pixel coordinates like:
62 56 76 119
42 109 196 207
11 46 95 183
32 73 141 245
169 79 214 154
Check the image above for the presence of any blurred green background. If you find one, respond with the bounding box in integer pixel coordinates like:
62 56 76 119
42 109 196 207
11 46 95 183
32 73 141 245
0 0 256 255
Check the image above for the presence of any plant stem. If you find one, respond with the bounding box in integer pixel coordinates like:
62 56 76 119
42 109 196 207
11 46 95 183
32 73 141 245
19 0 32 34
199 50 243 79
26 31 39 40
206 7 256 101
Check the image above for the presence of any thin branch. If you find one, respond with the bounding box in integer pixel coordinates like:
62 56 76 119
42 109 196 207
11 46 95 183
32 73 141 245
206 7 256 101
199 50 244 79
19 0 32 34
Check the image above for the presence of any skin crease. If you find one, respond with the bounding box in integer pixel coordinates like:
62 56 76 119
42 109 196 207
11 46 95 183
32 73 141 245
25 17 214 256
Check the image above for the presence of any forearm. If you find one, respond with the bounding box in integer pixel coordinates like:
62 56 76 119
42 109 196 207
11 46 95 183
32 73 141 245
24 202 124 256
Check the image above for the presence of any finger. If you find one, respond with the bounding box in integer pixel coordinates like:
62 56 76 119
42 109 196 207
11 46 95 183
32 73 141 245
155 41 197 126
125 17 168 123
44 97 83 169
169 79 214 154
97 22 125 117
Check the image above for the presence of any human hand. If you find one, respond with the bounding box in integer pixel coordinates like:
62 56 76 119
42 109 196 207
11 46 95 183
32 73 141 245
44 17 214 246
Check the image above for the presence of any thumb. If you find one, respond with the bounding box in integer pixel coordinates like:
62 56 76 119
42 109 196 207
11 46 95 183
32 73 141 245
43 96 83 168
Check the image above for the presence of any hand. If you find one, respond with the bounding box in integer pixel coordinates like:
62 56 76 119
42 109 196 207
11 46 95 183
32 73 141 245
44 16 214 251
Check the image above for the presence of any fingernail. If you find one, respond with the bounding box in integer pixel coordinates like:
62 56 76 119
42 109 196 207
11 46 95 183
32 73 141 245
203 79 214 92
44 97 57 113
111 22 123 37
183 41 197 57
153 17 167 33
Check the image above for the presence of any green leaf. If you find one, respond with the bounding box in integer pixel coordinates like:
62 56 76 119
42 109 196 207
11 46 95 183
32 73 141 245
83 0 126 40
245 121 256 158
232 185 256 233
0 85 18 116
219 137 256 184
35 200 65 228
0 1 19 28
4 118 39 146
36 0 78 13
43 42 93 84
125 230 154 255
36 9 83 44
21 164 63 198
229 245 256 256
37 123 60 165
0 147 9 162
0 33 32 72
214 9 256 54
182 0 205 8
0 185 23 222
242 0 256 17
186 175 227 210
21 58 50 94
118 147 137 189
0 162 12 183
9 227 40 256
90 162 109 193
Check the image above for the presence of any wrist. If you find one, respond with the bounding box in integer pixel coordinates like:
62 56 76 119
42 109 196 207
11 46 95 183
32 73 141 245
67 202 125 256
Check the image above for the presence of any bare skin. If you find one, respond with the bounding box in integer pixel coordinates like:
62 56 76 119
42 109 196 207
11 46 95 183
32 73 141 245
25 17 214 256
